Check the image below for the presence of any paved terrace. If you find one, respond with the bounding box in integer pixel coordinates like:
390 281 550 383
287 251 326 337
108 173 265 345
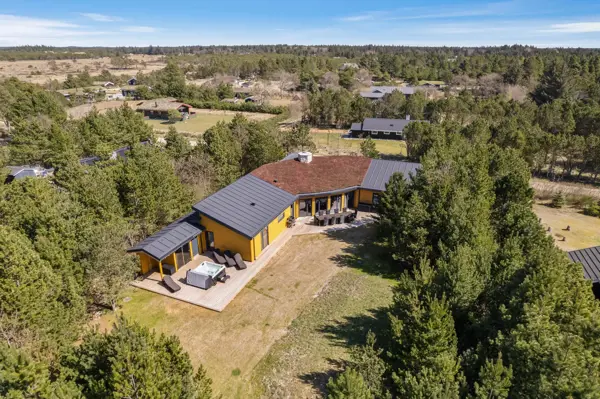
131 213 376 312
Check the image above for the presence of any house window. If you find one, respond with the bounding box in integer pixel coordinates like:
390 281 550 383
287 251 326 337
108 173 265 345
277 211 285 222
383 131 390 135
372 193 381 206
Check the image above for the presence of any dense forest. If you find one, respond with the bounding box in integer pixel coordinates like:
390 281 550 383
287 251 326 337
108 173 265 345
328 125 600 398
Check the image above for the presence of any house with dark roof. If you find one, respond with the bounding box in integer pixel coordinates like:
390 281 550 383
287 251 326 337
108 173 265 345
128 154 421 276
4 165 54 184
349 117 427 140
135 99 194 120
360 86 415 100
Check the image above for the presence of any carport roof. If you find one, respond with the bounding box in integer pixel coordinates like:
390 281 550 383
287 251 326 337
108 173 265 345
127 212 204 261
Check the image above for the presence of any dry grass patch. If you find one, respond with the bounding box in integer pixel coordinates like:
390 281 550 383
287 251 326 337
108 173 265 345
98 229 372 398
532 178 600 202
0 54 164 84
533 203 600 251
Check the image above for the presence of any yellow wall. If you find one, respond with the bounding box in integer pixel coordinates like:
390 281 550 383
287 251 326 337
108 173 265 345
354 190 360 207
359 189 377 204
252 206 291 259
200 214 254 261
137 253 159 274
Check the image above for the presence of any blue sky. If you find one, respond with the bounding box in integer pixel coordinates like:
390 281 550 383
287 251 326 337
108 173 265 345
2 0 600 47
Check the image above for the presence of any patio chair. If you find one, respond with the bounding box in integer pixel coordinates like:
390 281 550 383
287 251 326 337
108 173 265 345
212 249 227 265
233 253 247 270
162 275 181 293
223 250 237 268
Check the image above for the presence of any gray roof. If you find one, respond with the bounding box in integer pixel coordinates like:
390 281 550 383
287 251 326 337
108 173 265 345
370 86 415 95
192 174 296 239
568 246 600 283
128 212 204 260
361 159 421 191
362 118 412 133
360 92 386 99
350 122 363 131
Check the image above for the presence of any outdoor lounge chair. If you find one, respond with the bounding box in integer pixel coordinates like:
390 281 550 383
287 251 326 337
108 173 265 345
223 250 237 267
233 253 247 270
212 249 227 264
163 275 181 293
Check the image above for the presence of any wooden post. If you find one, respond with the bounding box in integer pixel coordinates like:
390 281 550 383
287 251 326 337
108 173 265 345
173 253 178 272
189 241 194 259
158 260 164 279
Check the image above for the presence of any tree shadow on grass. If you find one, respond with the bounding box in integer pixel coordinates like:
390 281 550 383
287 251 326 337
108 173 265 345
325 225 400 280
299 358 346 397
319 306 391 349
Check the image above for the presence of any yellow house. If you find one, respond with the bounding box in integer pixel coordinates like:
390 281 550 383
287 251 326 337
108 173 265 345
128 153 420 275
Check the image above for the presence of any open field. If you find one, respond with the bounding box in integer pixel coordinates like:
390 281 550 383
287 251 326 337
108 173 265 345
0 54 165 85
146 109 275 135
533 203 600 251
312 132 407 156
98 227 380 398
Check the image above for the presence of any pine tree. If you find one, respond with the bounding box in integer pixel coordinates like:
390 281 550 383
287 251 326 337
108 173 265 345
473 354 512 399
551 191 566 208
360 137 379 158
388 262 462 398
327 369 374 399
348 331 388 398
61 316 213 399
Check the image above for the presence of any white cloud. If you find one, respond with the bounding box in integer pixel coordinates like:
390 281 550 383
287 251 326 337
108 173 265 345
0 14 112 45
122 26 157 33
546 22 600 33
80 13 124 22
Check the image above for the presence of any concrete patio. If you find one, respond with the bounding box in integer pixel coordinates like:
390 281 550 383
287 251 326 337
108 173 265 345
131 212 376 311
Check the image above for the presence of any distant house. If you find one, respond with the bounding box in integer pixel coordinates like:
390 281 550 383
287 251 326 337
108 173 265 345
4 166 54 184
349 116 426 140
340 62 359 70
360 86 415 100
121 85 139 98
135 99 195 120
127 77 137 86
78 140 151 167
103 82 115 87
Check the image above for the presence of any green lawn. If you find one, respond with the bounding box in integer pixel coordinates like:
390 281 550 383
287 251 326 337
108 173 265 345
311 133 407 156
145 114 236 135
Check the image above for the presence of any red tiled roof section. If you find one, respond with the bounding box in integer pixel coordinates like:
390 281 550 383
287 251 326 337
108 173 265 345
251 156 373 195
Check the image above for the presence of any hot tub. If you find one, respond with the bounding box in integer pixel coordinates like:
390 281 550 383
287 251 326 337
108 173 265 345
186 261 226 290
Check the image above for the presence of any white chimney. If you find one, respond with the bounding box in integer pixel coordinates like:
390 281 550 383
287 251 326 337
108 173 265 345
297 151 313 163
406 115 411 120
